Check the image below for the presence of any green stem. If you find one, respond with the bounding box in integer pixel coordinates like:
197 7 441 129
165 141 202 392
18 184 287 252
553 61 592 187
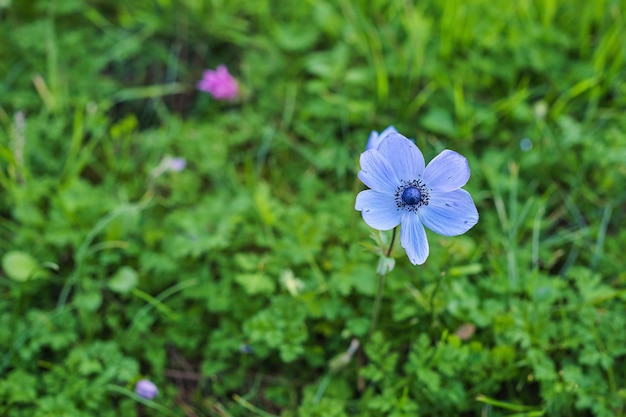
106 385 178 417
386 227 397 257
369 273 385 337
430 271 445 324
369 227 397 337
232 394 279 417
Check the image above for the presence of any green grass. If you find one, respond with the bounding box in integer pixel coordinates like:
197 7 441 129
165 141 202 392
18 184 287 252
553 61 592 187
1 0 626 416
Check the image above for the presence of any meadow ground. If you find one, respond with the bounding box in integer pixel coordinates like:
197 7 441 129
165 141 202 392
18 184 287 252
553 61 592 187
1 1 625 416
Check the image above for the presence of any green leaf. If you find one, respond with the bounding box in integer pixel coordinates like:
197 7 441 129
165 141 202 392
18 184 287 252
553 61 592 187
235 273 275 295
108 266 138 294
420 107 457 137
2 250 39 282
272 23 319 52
74 291 102 312
0 370 38 404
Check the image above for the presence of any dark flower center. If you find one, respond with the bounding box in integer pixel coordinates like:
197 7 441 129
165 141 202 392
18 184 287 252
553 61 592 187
394 179 429 213
401 187 421 205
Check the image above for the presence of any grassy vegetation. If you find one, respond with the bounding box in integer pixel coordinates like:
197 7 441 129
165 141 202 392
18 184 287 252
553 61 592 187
1 0 625 416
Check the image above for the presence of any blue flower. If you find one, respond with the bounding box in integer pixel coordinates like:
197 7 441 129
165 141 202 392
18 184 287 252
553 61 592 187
355 132 478 265
135 379 158 399
366 125 398 150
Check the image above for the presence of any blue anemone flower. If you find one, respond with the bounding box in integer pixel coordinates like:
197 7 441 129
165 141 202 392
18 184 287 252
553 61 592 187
366 125 398 150
355 132 478 265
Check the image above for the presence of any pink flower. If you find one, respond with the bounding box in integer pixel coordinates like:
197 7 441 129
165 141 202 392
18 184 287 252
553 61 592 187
197 65 239 100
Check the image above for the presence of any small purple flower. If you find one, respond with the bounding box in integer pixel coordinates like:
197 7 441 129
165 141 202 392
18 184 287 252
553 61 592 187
167 157 186 172
366 125 398 150
355 132 478 265
197 65 239 100
135 379 158 400
151 156 186 177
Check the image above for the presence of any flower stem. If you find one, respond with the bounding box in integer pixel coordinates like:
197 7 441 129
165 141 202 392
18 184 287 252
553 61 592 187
386 227 397 257
430 271 445 324
369 273 385 338
370 227 397 337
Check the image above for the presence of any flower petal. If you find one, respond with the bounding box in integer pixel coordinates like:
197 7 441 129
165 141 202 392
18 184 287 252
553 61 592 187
379 125 398 139
419 189 478 236
366 125 398 150
355 190 401 230
422 150 470 192
365 130 379 150
400 212 429 265
358 149 399 193
377 133 425 181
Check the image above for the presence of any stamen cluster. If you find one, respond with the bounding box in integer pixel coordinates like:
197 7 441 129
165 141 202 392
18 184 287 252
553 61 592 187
394 179 430 213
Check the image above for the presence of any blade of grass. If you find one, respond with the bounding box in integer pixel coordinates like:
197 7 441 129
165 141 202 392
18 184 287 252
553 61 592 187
126 278 199 334
56 202 149 309
591 204 612 269
107 385 178 417
476 394 543 413
233 394 279 417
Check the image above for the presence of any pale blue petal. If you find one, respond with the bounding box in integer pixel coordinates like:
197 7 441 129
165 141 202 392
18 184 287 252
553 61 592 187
419 189 478 236
377 133 425 181
400 212 429 265
379 125 398 139
365 131 379 150
355 190 402 230
422 150 470 192
358 149 399 193
365 126 398 150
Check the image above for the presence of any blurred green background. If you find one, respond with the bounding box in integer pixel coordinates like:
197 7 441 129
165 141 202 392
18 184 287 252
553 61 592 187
1 0 625 416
